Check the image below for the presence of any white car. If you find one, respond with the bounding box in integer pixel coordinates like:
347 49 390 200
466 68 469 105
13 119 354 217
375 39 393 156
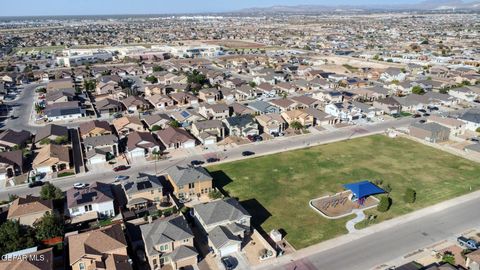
73 182 87 189
114 175 129 182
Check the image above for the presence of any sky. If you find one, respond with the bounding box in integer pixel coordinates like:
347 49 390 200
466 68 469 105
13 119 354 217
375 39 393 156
0 0 465 17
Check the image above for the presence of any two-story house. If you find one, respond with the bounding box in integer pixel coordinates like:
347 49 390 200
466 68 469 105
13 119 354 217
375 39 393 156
166 166 213 200
122 175 164 210
140 215 198 270
66 181 115 223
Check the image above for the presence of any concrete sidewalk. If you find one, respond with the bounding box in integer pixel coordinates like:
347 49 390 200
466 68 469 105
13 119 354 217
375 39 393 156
253 188 480 270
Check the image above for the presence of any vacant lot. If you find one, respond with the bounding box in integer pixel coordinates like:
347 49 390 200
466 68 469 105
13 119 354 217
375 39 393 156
207 135 480 249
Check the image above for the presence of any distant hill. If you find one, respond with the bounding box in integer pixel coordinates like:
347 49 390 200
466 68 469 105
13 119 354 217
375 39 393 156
237 0 480 13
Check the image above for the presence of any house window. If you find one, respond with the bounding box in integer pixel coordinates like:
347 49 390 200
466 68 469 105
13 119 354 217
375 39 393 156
183 238 189 243
84 205 92 212
189 183 195 189
71 207 79 213
79 263 85 270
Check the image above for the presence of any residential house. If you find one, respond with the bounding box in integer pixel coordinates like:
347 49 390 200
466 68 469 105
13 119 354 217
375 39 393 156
156 127 196 150
67 224 131 270
230 103 255 116
198 88 222 104
122 175 164 210
191 120 225 145
247 101 281 115
121 96 152 112
380 67 407 82
34 124 69 145
449 87 480 102
44 101 85 122
0 129 31 151
45 88 76 103
313 90 343 104
192 198 251 257
198 104 230 120
409 122 451 143
458 109 480 132
427 116 465 137
146 94 175 110
0 150 24 180
223 115 259 137
394 94 431 113
255 113 287 135
166 165 213 199
66 181 115 223
373 97 402 115
303 108 339 125
113 116 145 137
143 114 171 130
32 144 71 174
325 102 363 122
84 135 119 165
169 92 199 106
7 195 53 226
95 98 123 117
79 120 113 139
140 215 198 270
126 131 161 160
290 95 320 109
281 110 314 128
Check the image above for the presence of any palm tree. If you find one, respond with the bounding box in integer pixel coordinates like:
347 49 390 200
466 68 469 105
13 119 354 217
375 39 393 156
290 121 303 131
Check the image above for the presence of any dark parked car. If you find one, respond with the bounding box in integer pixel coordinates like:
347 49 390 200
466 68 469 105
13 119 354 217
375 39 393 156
418 109 427 113
28 181 45 188
221 256 236 270
206 157 220 163
113 165 130 172
412 114 421 118
242 151 255 156
191 160 205 166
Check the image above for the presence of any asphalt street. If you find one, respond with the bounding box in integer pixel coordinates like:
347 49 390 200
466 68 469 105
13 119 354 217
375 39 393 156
256 192 480 270
0 117 415 201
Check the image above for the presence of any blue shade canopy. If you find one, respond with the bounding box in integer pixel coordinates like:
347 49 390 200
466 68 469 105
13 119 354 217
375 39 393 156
343 181 385 198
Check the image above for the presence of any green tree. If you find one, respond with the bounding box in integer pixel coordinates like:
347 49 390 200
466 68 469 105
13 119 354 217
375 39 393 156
403 188 416 203
145 75 158 84
412 86 425 95
0 220 36 256
476 127 480 134
151 125 162 131
249 81 257 88
377 196 392 212
39 138 51 145
168 120 181 128
34 212 64 241
442 251 455 265
40 182 64 200
153 66 164 72
53 136 68 145
290 121 304 131
84 80 96 91
209 190 223 200
187 70 208 86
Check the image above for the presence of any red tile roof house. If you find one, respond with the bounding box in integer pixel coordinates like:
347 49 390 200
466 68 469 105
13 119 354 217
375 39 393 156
126 131 161 161
155 127 196 150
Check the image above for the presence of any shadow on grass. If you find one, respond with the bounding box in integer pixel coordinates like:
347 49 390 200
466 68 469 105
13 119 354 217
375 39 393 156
209 170 233 197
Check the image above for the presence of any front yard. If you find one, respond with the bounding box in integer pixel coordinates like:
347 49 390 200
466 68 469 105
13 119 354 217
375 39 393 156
207 135 480 249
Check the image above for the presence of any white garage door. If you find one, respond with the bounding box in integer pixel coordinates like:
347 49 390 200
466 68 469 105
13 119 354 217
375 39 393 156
89 156 105 165
219 243 239 257
204 138 216 145
183 140 196 148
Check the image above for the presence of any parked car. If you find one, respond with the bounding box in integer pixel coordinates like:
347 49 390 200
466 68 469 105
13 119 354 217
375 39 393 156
114 175 129 182
457 236 479 250
253 135 263 142
206 157 220 163
28 180 45 188
73 182 87 189
412 114 421 118
242 151 255 156
113 165 130 172
422 113 430 117
190 160 205 166
469 137 479 142
418 109 427 113
221 256 236 270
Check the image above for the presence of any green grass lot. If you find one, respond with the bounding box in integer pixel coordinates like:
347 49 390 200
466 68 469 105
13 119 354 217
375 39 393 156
207 135 480 249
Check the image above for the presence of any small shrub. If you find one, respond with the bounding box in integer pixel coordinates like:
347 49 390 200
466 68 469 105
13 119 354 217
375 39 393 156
442 251 455 265
377 196 392 212
404 188 416 203
383 183 392 193
208 190 223 200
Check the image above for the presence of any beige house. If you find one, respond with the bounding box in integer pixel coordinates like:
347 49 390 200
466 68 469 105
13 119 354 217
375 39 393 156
79 120 113 139
122 175 164 210
281 110 314 128
7 195 53 226
140 215 198 270
256 113 287 135
166 166 213 199
112 116 145 137
68 224 132 270
32 144 71 174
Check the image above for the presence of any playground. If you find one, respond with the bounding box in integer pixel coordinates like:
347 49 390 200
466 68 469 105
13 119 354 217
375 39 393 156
310 191 379 219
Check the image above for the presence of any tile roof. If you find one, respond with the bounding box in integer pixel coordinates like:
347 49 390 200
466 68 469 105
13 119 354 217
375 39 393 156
7 195 53 219
166 165 212 186
193 198 250 227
